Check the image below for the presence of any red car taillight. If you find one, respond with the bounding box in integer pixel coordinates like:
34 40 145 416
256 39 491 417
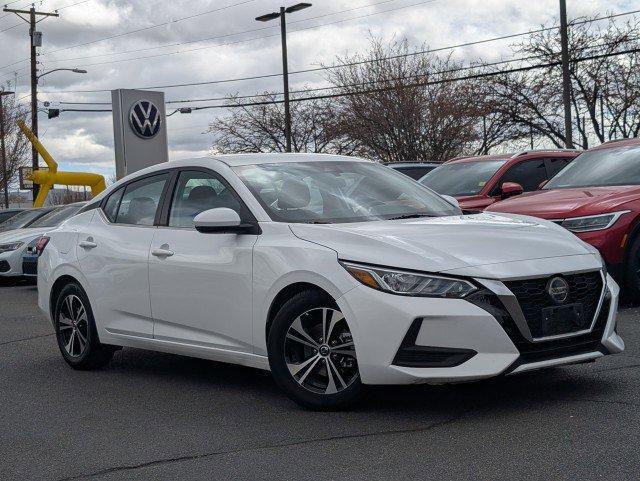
35 236 50 257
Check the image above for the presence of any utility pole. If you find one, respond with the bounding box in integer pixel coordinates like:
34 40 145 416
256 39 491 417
0 90 14 209
3 6 59 202
255 3 312 153
559 0 573 149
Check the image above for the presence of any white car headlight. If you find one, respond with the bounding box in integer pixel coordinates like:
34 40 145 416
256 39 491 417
0 241 24 254
561 211 630 233
341 261 477 298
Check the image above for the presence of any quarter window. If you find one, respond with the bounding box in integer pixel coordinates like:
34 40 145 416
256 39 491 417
103 187 124 223
168 171 242 228
115 173 169 226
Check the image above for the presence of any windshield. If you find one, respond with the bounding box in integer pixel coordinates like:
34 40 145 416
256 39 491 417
233 161 458 224
545 144 640 189
0 208 52 232
419 160 507 196
29 204 83 228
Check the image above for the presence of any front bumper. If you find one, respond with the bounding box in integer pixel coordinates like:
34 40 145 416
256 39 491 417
0 250 24 277
338 273 623 385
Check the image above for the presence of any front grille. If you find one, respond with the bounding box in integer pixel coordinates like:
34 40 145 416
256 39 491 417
467 289 610 367
504 272 603 338
0 260 9 273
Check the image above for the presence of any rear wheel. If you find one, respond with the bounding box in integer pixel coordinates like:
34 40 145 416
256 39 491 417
54 283 114 370
625 235 640 301
268 290 363 410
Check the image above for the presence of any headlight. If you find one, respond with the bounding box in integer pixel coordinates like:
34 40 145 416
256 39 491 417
0 241 24 253
341 261 477 298
561 211 630 233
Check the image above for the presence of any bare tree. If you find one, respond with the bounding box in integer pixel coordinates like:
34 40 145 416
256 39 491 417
489 15 640 148
0 84 29 201
209 93 358 155
325 38 486 163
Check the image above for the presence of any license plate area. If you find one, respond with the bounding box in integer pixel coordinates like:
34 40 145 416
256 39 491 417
540 303 589 337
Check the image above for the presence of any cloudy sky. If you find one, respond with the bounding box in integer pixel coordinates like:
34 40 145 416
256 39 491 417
0 0 635 179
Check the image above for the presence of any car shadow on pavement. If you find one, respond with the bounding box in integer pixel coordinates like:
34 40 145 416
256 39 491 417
39 345 623 417
0 277 36 288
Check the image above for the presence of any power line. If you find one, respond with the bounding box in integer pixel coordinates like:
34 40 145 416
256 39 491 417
35 8 640 95
37 0 437 70
45 0 260 55
48 46 640 116
42 0 408 63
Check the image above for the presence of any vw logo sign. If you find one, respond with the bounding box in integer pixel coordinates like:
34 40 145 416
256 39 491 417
546 276 570 304
129 100 162 139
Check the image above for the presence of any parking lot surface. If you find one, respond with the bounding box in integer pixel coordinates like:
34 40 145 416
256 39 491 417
1 279 639 481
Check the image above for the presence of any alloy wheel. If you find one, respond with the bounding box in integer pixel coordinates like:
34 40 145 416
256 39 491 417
57 294 89 358
284 307 358 395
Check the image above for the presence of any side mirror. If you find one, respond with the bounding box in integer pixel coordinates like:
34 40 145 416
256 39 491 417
538 179 549 190
441 194 461 210
194 208 253 234
501 182 524 199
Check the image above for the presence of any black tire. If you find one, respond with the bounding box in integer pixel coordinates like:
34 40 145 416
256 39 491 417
54 282 114 370
626 235 640 301
267 290 363 410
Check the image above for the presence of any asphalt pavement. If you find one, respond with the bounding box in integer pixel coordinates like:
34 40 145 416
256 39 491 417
1 278 639 481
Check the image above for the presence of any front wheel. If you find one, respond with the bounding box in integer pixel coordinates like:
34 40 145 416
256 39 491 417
626 235 640 301
267 290 363 410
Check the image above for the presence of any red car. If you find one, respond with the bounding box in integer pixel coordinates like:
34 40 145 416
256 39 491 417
419 150 580 211
487 138 640 296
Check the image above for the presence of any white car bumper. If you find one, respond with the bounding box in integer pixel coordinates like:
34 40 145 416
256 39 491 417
0 249 25 277
338 273 622 385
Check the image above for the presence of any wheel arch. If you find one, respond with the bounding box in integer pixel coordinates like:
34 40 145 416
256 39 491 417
265 282 334 344
49 273 88 320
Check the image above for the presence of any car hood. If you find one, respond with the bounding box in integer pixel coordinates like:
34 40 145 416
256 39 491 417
486 185 640 219
0 227 50 244
290 213 592 274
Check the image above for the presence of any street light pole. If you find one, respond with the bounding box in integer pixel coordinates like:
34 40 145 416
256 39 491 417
256 3 312 153
279 7 292 153
559 0 573 149
0 90 14 209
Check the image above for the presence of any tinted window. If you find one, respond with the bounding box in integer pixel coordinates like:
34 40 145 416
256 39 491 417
496 159 547 192
419 160 507 196
169 171 242 228
115 174 168 226
103 187 124 223
393 166 436 180
0 210 22 224
234 161 458 224
0 208 52 231
29 204 84 228
545 145 640 189
546 158 573 177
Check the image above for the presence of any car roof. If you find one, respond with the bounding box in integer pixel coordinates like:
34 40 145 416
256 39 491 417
445 149 581 164
384 162 440 167
214 153 372 167
589 137 640 151
445 154 513 164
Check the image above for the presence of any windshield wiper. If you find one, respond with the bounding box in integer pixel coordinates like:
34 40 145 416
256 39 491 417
387 213 435 220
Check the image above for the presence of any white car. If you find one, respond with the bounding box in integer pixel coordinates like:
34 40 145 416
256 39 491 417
0 204 84 277
37 154 623 410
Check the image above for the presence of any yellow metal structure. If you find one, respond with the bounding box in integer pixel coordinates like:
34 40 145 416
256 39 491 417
18 120 107 207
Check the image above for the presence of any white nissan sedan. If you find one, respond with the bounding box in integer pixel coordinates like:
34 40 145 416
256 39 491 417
37 154 624 410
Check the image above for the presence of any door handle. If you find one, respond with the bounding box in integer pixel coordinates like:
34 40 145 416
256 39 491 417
151 248 174 258
79 239 97 249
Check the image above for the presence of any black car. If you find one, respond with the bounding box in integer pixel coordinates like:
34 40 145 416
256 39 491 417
385 162 439 180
